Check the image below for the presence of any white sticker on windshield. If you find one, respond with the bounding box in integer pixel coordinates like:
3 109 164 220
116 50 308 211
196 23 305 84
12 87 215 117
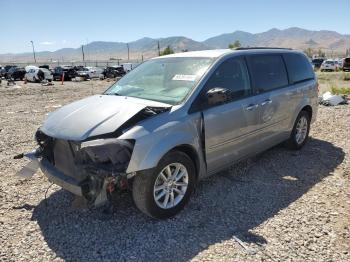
172 74 197 81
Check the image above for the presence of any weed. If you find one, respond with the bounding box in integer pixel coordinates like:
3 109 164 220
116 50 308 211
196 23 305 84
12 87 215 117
343 73 350 81
331 86 350 95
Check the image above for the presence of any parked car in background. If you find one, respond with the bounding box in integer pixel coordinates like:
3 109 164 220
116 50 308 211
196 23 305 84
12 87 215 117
103 66 126 78
337 59 344 70
4 65 16 72
311 58 325 69
334 60 343 70
6 67 26 80
25 66 53 82
343 58 350 72
53 66 78 81
19 48 318 219
320 60 336 72
77 67 104 79
0 66 6 77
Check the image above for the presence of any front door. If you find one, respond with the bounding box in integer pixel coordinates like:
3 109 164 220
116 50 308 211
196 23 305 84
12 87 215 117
201 57 260 174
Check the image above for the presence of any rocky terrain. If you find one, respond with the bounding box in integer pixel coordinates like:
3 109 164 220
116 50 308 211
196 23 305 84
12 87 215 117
0 80 349 261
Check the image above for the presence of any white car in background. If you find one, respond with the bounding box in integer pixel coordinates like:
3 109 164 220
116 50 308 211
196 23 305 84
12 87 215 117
320 60 336 72
77 67 104 79
25 66 53 82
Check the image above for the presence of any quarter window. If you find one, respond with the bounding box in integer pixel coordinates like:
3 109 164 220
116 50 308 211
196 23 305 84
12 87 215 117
247 55 288 93
284 53 314 83
204 57 251 100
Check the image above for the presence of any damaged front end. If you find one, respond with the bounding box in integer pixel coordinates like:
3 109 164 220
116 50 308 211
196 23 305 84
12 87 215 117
18 130 135 207
15 93 171 208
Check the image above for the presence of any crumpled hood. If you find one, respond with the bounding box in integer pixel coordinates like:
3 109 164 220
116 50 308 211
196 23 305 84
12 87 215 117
41 95 170 141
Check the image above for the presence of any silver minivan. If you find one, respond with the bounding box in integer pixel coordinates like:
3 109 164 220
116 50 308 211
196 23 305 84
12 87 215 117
19 48 318 219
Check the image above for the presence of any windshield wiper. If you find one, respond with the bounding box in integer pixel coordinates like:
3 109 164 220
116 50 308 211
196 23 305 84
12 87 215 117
106 92 121 96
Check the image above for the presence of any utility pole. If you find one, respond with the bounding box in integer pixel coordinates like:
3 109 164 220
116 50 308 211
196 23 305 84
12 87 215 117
81 45 85 65
157 40 160 56
30 40 37 63
127 43 130 61
141 54 144 62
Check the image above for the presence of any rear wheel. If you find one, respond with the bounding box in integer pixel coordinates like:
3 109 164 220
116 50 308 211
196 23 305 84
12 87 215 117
132 151 195 219
285 110 310 150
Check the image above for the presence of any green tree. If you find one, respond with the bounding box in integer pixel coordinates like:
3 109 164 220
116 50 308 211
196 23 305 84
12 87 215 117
317 48 325 58
228 40 241 49
304 47 314 58
160 45 174 56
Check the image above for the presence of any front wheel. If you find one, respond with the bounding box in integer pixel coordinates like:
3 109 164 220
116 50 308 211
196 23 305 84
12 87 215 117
285 110 310 150
132 151 195 219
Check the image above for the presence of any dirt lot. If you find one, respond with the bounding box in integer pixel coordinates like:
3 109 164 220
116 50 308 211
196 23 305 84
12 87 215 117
0 80 349 261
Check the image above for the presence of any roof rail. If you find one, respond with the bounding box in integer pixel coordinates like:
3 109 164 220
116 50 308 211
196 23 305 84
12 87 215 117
235 47 292 50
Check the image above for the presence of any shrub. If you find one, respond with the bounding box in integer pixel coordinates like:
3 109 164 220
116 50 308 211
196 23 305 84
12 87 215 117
331 86 350 95
160 46 174 56
343 73 350 81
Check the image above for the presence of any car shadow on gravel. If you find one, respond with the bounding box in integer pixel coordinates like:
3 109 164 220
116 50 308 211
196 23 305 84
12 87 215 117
31 138 344 261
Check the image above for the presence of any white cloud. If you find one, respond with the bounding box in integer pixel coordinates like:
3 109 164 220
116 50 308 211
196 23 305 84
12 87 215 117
62 40 67 44
39 41 55 45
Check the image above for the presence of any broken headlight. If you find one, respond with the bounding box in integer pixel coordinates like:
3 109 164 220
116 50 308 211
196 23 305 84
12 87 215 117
76 139 135 172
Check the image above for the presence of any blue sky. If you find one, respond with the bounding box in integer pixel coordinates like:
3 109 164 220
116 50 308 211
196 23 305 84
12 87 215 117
0 0 349 54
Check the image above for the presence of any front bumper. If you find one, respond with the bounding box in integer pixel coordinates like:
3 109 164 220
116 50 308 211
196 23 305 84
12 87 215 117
40 158 83 196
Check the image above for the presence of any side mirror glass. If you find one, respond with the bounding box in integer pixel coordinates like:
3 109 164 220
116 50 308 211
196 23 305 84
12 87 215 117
206 87 232 106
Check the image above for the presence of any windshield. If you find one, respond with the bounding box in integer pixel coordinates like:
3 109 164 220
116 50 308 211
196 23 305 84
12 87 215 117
104 57 214 105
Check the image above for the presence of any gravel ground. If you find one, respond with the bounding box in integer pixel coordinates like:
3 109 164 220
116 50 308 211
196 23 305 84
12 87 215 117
0 80 349 261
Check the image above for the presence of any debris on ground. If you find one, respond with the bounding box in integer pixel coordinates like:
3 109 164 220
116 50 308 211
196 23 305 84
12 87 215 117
41 81 54 86
319 91 347 106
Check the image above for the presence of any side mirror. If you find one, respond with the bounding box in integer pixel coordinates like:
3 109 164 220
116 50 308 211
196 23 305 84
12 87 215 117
206 87 232 106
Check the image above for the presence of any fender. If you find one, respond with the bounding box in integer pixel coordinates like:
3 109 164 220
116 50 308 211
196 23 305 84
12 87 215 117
125 117 204 174
288 96 312 131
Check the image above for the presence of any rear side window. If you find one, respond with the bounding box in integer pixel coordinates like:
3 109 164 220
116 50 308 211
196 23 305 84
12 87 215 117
283 53 314 84
246 55 288 93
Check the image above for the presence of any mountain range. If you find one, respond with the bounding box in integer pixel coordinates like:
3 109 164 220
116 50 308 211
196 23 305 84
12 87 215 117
1 27 350 63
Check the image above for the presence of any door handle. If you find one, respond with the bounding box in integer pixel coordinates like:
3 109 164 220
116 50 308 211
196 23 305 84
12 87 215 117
245 104 258 111
261 99 272 106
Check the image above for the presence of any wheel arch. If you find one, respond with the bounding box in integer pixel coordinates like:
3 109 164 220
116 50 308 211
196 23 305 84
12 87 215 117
168 144 200 181
301 105 313 121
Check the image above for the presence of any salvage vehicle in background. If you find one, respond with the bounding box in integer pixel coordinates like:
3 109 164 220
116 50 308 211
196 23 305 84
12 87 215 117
77 67 104 80
17 48 318 219
25 66 53 82
6 67 26 80
311 58 325 69
0 66 6 77
103 66 126 78
320 59 336 72
53 66 78 81
4 65 16 72
343 58 350 71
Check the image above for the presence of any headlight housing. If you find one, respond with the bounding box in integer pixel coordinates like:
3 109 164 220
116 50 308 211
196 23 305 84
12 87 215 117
77 139 135 172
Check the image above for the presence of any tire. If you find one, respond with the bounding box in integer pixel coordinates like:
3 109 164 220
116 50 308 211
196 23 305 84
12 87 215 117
132 150 195 219
285 110 310 150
